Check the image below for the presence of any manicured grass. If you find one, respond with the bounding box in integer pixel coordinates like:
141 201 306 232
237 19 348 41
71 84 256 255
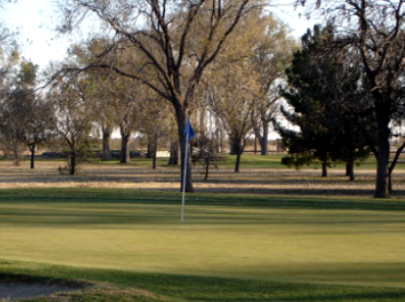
2 189 405 301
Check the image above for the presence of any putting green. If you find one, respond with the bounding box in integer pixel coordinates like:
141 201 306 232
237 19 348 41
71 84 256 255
1 189 405 289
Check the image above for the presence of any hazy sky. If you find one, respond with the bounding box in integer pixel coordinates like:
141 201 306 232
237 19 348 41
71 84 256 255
3 0 317 70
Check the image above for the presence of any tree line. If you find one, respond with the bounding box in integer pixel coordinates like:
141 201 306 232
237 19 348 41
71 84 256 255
0 0 404 198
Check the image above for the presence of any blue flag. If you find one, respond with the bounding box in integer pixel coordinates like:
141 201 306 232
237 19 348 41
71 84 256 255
184 118 195 140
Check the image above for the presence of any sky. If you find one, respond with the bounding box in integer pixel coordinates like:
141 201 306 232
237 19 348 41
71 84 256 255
2 0 317 140
2 0 317 71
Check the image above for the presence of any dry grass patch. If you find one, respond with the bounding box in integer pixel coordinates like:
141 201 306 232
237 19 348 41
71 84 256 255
1 159 405 196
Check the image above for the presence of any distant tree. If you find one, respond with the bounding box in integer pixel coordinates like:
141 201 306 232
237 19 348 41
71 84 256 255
193 133 223 181
23 96 55 169
207 59 256 173
51 76 94 175
0 60 55 167
203 8 283 173
296 0 405 197
17 61 55 169
111 77 139 164
58 0 257 192
93 77 116 161
70 39 117 161
275 25 372 179
168 139 179 166
167 118 180 166
249 15 295 155
0 96 25 165
75 40 141 164
139 97 173 170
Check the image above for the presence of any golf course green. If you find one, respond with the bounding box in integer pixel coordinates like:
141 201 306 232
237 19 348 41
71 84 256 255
1 189 405 301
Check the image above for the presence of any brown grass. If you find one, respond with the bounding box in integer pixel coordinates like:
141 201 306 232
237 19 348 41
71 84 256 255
1 160 405 197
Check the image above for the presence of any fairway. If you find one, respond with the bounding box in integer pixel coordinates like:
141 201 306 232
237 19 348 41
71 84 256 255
1 189 405 295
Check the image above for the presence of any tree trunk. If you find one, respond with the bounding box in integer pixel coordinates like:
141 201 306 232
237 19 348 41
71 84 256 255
375 141 390 198
120 129 131 164
230 141 240 155
204 158 210 181
13 149 20 166
260 120 269 155
216 123 224 153
388 172 393 194
176 107 194 193
387 141 405 194
102 127 112 161
235 150 242 173
374 104 390 198
146 139 153 159
321 161 328 178
28 143 35 169
168 141 179 166
346 160 355 182
254 135 258 154
199 106 206 134
152 150 157 169
234 141 243 173
152 133 158 170
70 151 76 175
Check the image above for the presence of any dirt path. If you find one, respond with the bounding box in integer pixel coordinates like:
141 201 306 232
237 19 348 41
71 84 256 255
0 280 80 300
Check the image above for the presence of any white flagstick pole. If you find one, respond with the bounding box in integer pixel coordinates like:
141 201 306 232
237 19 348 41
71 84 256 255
181 133 189 223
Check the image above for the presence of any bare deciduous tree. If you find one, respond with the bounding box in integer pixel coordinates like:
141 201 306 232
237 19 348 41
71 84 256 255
51 76 94 175
249 15 295 155
57 0 259 192
0 60 54 168
207 60 256 173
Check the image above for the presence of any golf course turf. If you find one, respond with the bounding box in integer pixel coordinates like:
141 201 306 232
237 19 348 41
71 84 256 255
1 188 405 301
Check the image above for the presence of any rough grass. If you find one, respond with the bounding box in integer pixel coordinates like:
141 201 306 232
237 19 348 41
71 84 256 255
2 155 405 196
4 262 405 302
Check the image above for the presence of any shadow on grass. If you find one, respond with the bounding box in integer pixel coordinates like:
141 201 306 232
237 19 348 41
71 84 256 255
1 188 405 209
1 262 405 302
2 189 405 226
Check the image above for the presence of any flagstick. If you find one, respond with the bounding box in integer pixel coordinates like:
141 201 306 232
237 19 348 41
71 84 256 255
181 134 189 223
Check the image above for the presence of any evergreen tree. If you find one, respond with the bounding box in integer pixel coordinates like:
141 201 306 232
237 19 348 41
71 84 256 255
275 25 373 180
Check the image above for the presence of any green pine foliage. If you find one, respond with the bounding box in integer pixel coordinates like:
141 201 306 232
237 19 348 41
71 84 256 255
275 25 374 177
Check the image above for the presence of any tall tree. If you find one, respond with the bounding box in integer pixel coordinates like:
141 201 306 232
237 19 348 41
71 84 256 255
203 8 284 171
17 62 55 169
110 76 139 164
275 25 372 179
207 58 256 173
51 75 94 175
23 96 55 169
0 60 54 167
58 0 258 192
249 15 295 155
71 39 118 161
94 79 116 161
0 97 25 165
139 99 173 170
296 0 405 197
